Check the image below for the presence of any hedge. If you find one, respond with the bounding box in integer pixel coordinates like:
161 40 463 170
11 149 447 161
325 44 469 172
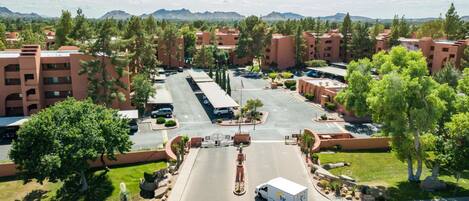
304 93 315 101
165 120 177 127
305 59 327 67
325 102 337 111
284 80 296 89
156 117 166 124
281 72 293 79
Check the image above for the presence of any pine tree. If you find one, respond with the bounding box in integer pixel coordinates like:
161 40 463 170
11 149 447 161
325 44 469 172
341 13 352 62
314 17 321 59
294 25 306 68
55 10 73 48
215 68 220 84
79 19 129 106
226 73 231 95
69 8 92 44
221 68 227 90
445 3 462 40
390 15 401 47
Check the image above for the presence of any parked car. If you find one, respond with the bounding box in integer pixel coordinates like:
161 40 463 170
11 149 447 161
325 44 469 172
177 67 184 72
129 119 138 133
151 108 173 118
306 70 319 78
213 108 233 115
243 72 261 78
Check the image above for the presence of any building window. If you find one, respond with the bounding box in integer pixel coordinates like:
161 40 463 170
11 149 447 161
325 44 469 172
234 37 239 40
430 46 435 51
442 48 449 52
26 88 36 96
265 56 270 60
42 63 71 71
218 43 223 45
4 64 20 72
5 78 21 85
6 93 22 101
266 49 271 53
449 54 455 59
24 74 34 81
43 76 71 85
325 40 332 44
45 91 72 99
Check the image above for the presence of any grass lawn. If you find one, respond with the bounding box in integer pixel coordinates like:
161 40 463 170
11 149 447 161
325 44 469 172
0 161 167 201
318 151 469 200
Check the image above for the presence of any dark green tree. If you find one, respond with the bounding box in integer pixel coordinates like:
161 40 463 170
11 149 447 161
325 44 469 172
55 10 73 48
236 16 272 67
159 23 181 67
144 15 158 34
79 19 129 107
444 3 463 40
350 22 374 60
131 74 155 115
340 13 352 62
294 25 306 68
433 63 461 88
69 8 92 44
9 98 132 192
226 73 231 95
181 25 197 62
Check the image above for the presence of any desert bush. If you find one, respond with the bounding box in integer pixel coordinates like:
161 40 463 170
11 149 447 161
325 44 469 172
156 117 166 124
325 102 337 111
165 120 177 127
304 93 315 101
281 72 294 79
284 80 296 88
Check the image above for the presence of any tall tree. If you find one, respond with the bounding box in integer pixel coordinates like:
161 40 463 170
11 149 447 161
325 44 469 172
79 19 129 107
20 24 45 48
226 73 231 95
9 98 132 192
55 10 73 48
350 22 374 60
389 15 401 47
366 46 445 182
461 47 469 69
335 58 374 117
159 23 181 67
340 13 352 62
69 8 92 44
314 17 322 59
444 3 463 40
181 25 197 62
131 74 155 115
294 25 306 68
236 16 272 67
193 45 215 68
0 23 6 50
398 16 410 38
144 15 158 34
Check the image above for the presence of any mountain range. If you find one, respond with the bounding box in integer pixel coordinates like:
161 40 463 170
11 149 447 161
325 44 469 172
0 7 42 18
1 6 468 23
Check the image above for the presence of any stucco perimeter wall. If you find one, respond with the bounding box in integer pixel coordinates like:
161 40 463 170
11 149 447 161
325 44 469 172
304 128 390 152
319 138 391 151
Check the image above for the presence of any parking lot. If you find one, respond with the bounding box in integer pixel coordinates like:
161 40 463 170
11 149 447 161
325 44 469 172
179 142 327 201
0 69 354 160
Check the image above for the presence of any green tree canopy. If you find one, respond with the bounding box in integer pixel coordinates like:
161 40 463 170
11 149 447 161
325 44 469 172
131 74 155 114
55 10 73 48
9 98 132 191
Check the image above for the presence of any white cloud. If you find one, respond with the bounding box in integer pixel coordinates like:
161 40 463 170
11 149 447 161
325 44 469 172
0 0 467 18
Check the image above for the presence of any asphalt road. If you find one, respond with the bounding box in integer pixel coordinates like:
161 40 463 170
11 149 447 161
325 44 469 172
179 142 328 201
0 69 350 160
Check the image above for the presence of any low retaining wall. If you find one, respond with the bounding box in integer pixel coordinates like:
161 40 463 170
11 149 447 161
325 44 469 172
0 135 196 178
233 133 251 145
320 138 390 151
190 137 203 148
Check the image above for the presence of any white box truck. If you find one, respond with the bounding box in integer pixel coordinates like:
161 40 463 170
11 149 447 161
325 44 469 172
255 177 308 201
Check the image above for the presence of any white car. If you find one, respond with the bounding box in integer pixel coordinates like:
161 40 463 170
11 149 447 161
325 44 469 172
213 108 233 115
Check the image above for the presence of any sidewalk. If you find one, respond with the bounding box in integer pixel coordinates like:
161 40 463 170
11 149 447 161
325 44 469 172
168 148 200 201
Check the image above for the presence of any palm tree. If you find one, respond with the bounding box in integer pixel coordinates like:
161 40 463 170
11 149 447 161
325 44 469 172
301 134 314 162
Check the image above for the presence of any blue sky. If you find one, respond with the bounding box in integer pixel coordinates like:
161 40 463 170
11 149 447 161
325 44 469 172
1 0 468 18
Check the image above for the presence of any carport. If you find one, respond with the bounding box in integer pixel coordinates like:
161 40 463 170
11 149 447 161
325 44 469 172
307 66 347 82
0 116 29 140
196 82 239 109
147 84 174 110
188 69 214 83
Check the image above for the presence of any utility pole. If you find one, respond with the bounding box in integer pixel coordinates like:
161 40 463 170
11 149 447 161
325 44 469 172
238 80 244 134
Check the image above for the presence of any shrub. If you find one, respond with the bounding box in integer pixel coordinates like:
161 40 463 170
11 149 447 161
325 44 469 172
165 120 177 127
333 144 342 151
290 86 296 91
281 72 293 79
311 154 319 164
284 80 296 89
156 117 166 124
325 102 337 111
320 114 328 120
304 93 315 101
143 172 155 182
276 82 283 86
247 65 260 72
305 59 327 67
318 179 330 188
268 72 278 80
311 165 318 174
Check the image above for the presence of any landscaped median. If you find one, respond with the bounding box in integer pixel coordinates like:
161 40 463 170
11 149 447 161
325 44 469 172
216 111 269 126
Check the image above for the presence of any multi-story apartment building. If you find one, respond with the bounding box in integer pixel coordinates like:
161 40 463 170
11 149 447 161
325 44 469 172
375 29 391 52
0 45 133 117
399 37 467 73
195 28 252 66
263 31 342 70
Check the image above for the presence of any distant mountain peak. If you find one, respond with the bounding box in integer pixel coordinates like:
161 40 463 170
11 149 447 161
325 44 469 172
100 10 133 20
262 11 304 21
